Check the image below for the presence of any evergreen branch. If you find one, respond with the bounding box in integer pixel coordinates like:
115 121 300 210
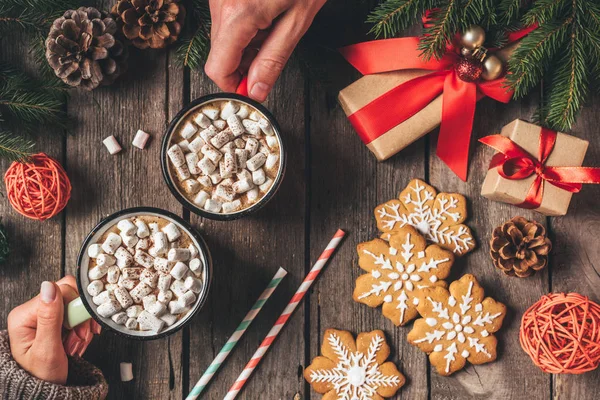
0 130 34 162
0 217 9 265
523 0 568 25
175 0 211 69
367 0 431 38
419 0 460 60
0 89 67 128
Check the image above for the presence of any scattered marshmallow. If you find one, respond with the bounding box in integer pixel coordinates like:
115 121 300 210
132 130 150 149
103 135 122 155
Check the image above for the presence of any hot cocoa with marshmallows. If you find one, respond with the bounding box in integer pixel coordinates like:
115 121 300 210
167 99 281 214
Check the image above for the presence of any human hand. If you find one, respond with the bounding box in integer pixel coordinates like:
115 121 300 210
7 276 100 385
205 0 327 101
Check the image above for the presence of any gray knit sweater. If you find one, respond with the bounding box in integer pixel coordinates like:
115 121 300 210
0 330 108 399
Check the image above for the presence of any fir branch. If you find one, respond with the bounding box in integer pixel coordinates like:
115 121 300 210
0 218 9 266
0 89 67 129
367 0 433 38
175 0 211 69
0 130 34 162
419 0 461 60
523 0 568 25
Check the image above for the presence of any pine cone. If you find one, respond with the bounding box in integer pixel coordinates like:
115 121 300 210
45 7 128 90
490 216 552 278
111 0 185 49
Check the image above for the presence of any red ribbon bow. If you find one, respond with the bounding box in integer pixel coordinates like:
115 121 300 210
339 37 514 181
479 127 600 209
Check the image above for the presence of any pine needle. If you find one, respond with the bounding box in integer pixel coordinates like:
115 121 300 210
175 0 211 69
0 130 34 162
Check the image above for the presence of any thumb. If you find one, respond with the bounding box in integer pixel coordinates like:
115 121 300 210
35 281 64 349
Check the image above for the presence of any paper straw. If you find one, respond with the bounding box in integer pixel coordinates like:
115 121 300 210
186 267 287 399
224 229 345 400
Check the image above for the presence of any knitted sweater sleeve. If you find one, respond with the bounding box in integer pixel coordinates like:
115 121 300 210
0 330 108 400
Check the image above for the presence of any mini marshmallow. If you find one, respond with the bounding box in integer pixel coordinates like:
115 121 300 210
134 249 154 268
114 287 134 309
105 283 119 291
96 253 116 267
115 247 134 268
252 169 266 185
168 248 191 262
151 232 168 254
220 141 236 154
199 125 219 142
122 267 143 280
204 147 223 164
184 276 203 294
120 233 139 249
247 187 260 202
188 136 205 153
185 152 201 175
248 110 260 121
210 130 233 149
242 119 261 135
88 244 104 258
153 257 173 274
87 280 104 297
89 265 109 280
234 138 246 149
118 277 136 290
209 171 223 185
178 291 197 307
188 243 199 258
258 144 270 156
174 164 191 181
170 262 189 280
93 290 115 305
137 310 165 332
180 122 198 140
160 313 178 327
140 269 159 288
162 223 181 242
189 258 203 276
125 318 138 330
194 112 212 128
219 162 234 180
265 153 279 170
227 115 245 137
103 135 122 155
107 266 121 284
237 105 250 119
157 274 172 292
198 175 212 188
148 301 167 317
246 153 267 171
236 169 252 181
111 311 128 325
222 200 242 214
130 282 153 303
149 222 160 233
202 106 220 120
258 118 274 135
97 300 122 318
259 178 274 192
215 184 235 202
168 300 190 315
170 279 188 297
126 305 143 318
245 137 259 157
235 149 248 172
220 101 240 119
134 220 149 238
197 156 216 175
142 294 157 310
213 119 227 130
102 232 122 254
265 135 278 150
204 199 222 213
232 178 254 194
193 190 210 207
158 290 173 303
132 130 150 149
136 238 150 250
177 139 191 152
167 144 186 167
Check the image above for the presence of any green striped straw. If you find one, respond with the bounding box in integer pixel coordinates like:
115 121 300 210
186 267 287 399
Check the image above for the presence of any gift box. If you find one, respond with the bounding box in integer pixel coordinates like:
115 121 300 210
338 40 517 181
480 119 589 216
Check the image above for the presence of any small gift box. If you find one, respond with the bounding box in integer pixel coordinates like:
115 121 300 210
480 119 600 216
338 38 517 181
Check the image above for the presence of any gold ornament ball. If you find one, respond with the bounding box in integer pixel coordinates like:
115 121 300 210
461 25 486 50
481 54 504 81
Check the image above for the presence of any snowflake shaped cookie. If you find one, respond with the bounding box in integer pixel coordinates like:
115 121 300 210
354 226 454 326
375 179 476 256
304 329 405 400
407 274 507 376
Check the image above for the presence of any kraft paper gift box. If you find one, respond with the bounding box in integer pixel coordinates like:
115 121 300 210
480 119 589 216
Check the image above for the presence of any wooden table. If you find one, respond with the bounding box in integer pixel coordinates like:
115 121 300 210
2 1 600 399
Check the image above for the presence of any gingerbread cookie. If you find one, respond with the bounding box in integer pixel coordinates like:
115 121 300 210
407 274 506 376
354 226 454 326
305 329 405 400
375 179 476 256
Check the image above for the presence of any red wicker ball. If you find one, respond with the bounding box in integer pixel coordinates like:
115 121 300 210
520 293 600 374
4 153 71 221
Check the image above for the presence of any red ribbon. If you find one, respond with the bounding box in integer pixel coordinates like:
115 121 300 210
340 37 513 181
479 128 600 209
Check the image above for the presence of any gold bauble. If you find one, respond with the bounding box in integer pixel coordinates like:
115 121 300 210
461 25 486 50
481 54 503 81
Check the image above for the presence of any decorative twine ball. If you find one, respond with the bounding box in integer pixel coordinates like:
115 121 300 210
520 293 600 374
4 153 72 221
455 57 483 82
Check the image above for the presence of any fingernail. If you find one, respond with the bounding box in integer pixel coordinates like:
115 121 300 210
40 281 56 304
250 82 270 101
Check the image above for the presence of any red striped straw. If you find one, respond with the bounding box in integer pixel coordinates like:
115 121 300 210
224 229 345 400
